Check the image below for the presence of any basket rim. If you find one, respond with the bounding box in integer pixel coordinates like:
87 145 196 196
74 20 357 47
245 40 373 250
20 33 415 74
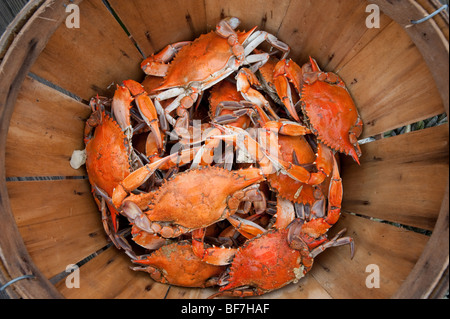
0 0 448 299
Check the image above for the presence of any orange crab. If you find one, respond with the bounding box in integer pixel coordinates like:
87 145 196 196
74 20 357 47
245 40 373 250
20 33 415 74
141 17 289 131
269 57 363 163
208 155 351 297
191 150 345 267
83 94 133 255
208 220 353 298
112 166 267 239
301 57 363 163
132 241 226 288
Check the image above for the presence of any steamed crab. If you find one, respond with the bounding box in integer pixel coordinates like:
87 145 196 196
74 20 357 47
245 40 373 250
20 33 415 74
132 241 226 288
141 17 289 132
112 166 267 239
259 56 363 163
208 156 353 298
82 93 134 256
208 221 353 298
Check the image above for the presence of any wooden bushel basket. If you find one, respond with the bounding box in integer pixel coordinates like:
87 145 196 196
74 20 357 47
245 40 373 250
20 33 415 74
0 0 448 299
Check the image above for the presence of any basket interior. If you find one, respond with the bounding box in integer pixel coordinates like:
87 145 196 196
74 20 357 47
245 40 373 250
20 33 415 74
2 0 449 299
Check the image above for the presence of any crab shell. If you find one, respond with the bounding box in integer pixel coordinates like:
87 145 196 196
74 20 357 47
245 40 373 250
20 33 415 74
267 134 326 204
301 60 362 163
152 29 256 92
209 80 251 129
143 166 264 236
132 241 226 288
85 111 131 227
85 112 131 195
217 228 312 296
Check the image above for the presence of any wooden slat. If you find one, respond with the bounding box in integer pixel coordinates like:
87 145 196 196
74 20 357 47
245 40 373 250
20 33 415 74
165 286 221 299
341 123 449 230
0 0 83 299
0 0 44 62
5 76 90 178
30 0 144 101
6 179 108 279
204 0 290 35
108 0 207 57
370 0 449 119
167 272 333 299
393 182 449 298
276 0 391 70
310 213 429 298
368 0 449 298
56 245 170 298
338 20 445 138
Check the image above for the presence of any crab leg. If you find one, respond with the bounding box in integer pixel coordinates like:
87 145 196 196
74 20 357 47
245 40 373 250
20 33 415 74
272 59 303 122
211 125 293 178
246 53 270 73
191 183 266 265
236 68 279 120
274 142 334 186
111 85 134 138
191 228 238 266
131 226 169 250
263 120 311 136
226 189 267 238
84 97 104 144
214 124 333 186
134 94 164 153
212 101 259 126
309 228 354 259
190 127 224 168
273 197 296 230
160 88 200 131
92 185 138 259
141 41 192 76
112 147 200 208
122 79 165 153
251 102 334 186
300 155 343 239
243 30 290 60
349 117 364 164
215 17 247 64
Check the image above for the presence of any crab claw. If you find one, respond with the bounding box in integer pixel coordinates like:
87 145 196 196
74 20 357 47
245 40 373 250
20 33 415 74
192 228 238 266
112 147 200 208
111 85 133 135
135 94 164 153
216 17 241 36
273 59 303 122
140 41 192 76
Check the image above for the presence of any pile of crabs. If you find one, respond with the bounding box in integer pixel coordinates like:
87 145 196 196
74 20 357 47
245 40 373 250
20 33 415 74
75 17 363 298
